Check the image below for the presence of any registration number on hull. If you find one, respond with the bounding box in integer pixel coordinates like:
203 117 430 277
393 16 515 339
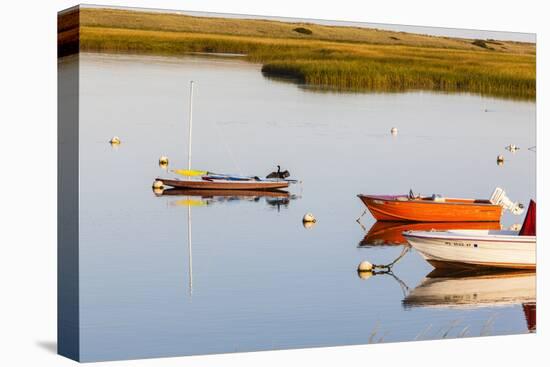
444 241 478 248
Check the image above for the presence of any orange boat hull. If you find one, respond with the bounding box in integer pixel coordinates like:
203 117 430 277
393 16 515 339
358 194 502 222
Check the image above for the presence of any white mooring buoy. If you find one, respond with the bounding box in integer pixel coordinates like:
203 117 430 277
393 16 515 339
152 180 164 189
159 156 169 167
357 260 373 273
391 127 398 135
302 213 316 223
506 144 519 152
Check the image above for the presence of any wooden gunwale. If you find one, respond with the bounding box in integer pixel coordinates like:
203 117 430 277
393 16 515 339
358 194 495 206
157 177 289 190
403 232 535 243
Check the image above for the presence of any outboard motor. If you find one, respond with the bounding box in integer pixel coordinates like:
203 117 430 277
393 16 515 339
490 187 524 215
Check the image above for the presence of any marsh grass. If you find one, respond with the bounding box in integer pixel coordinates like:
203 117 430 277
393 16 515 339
74 8 536 100
409 316 501 343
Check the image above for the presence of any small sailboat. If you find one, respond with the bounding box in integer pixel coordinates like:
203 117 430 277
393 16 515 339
157 81 293 191
403 200 536 270
357 187 524 222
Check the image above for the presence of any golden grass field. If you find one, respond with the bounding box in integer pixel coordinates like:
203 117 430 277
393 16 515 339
59 7 536 100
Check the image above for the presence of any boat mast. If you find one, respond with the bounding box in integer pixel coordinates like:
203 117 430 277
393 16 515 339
187 81 194 295
188 204 193 295
188 81 194 170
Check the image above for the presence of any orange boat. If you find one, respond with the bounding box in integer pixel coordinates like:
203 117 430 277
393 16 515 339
360 221 501 246
357 194 502 222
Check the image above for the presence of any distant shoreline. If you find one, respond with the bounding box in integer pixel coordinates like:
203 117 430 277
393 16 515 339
59 7 536 100
70 4 536 43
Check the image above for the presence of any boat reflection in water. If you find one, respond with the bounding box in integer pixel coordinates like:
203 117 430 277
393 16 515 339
159 188 298 210
403 268 536 331
156 188 299 295
359 221 501 247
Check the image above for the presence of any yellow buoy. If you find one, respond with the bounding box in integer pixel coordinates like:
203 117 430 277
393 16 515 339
152 180 164 189
302 213 316 223
357 260 373 272
109 136 121 145
159 156 169 168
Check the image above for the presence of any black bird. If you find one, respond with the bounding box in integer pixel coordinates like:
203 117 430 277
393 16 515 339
266 165 290 179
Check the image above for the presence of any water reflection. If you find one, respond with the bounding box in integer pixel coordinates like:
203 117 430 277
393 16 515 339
403 269 535 309
356 244 412 297
356 240 536 332
357 265 411 297
158 188 301 295
159 188 299 210
359 221 501 247
73 52 536 361
354 250 536 332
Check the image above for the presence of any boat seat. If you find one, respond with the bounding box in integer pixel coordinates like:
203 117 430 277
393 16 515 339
474 199 491 204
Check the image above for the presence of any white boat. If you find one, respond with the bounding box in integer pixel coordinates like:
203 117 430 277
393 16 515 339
404 229 535 269
403 200 536 270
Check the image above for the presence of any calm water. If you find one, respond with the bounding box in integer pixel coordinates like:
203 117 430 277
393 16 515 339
69 52 535 361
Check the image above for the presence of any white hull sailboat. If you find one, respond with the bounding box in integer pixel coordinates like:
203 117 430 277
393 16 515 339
157 81 291 191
